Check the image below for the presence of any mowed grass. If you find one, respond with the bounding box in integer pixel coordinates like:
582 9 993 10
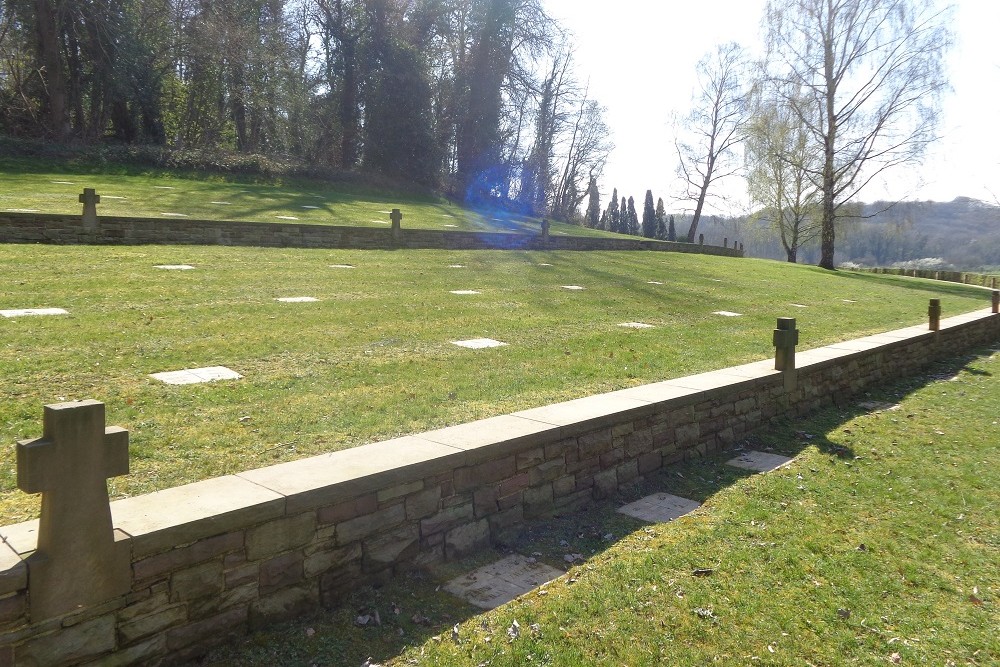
0 157 612 237
0 246 991 523
206 349 1000 666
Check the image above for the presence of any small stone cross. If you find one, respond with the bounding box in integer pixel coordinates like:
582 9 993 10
928 298 941 331
17 400 131 620
773 317 799 372
390 208 403 242
541 218 550 242
992 289 999 314
79 187 100 227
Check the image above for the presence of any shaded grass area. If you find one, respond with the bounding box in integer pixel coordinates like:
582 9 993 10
0 157 612 237
206 350 1000 666
0 247 991 523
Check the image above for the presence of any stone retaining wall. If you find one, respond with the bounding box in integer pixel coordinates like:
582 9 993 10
855 267 999 288
0 308 997 665
0 212 742 256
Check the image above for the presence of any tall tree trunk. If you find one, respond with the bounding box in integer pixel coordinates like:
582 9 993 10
35 0 69 139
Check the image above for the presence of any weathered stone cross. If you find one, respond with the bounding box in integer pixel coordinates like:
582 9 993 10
79 187 100 227
17 400 131 620
390 207 403 243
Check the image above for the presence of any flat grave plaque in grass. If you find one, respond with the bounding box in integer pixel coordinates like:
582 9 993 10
50 180 75 185
449 290 481 295
444 224 458 228
301 205 320 209
617 493 701 523
562 285 585 290
647 280 664 285
448 264 466 268
726 450 794 472
5 208 40 213
444 554 563 610
150 366 242 385
452 338 507 349
330 264 355 269
159 212 188 217
791 303 808 308
154 265 195 270
618 322 654 329
153 186 175 189
275 215 299 220
1 308 68 318
211 201 232 205
275 297 319 303
713 311 742 317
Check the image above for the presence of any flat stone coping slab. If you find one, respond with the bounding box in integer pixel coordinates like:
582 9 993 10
1 308 68 318
418 414 562 460
150 366 242 385
452 338 507 349
449 290 481 295
617 493 701 523
444 554 563 609
713 311 742 317
515 393 653 430
154 264 195 270
726 450 794 472
275 297 319 303
619 322 654 329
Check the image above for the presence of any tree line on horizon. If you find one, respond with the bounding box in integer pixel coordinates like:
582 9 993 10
0 0 612 220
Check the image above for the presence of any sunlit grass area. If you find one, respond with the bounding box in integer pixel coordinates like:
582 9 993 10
0 246 990 523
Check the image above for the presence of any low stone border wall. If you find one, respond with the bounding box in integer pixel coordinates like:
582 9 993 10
0 212 741 256
855 267 999 288
0 308 997 665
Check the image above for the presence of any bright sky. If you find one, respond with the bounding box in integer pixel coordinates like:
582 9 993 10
543 0 1000 213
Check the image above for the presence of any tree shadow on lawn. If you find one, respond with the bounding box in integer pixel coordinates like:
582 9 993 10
836 269 996 300
203 348 994 666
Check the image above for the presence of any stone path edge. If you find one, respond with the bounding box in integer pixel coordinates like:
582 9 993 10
0 308 991 559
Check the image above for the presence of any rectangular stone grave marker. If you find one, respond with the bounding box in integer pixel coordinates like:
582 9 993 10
562 285 585 290
276 215 299 220
1 308 68 318
211 201 232 205
150 366 242 385
790 303 808 308
647 281 664 285
450 290 481 295
301 205 320 209
50 180 75 185
330 264 355 269
160 212 188 217
5 208 40 213
617 493 701 523
452 338 507 349
153 186 175 189
154 264 195 270
619 322 654 329
448 264 466 268
726 450 793 472
17 400 131 620
444 554 563 610
276 297 319 303
713 311 742 317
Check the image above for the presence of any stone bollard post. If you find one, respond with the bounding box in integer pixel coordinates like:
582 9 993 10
17 400 131 620
928 298 941 331
723 237 728 248
390 208 403 244
992 290 999 314
698 233 704 245
79 187 101 229
773 318 799 391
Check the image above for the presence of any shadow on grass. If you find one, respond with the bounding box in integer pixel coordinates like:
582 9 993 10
204 347 995 666
836 269 995 300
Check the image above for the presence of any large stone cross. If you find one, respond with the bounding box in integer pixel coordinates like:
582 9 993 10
390 208 403 242
79 187 100 228
17 400 131 620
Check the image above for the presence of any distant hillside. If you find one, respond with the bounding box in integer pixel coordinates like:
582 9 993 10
695 197 1000 270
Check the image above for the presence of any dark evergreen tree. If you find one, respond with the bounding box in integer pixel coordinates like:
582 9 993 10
606 188 620 233
641 190 656 238
585 177 601 228
626 196 639 235
655 197 667 239
668 214 677 241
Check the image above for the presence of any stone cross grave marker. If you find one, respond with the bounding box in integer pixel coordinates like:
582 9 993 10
928 298 941 331
390 208 403 242
541 218 550 242
17 400 131 620
79 187 100 228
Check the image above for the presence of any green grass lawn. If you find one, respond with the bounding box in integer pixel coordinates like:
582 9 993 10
206 348 1000 666
0 245 990 524
0 157 614 237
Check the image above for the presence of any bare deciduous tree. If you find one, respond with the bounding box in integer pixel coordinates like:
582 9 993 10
676 42 751 243
764 0 951 269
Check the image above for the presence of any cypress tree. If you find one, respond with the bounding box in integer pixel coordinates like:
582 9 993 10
585 177 601 228
655 197 667 239
641 190 657 238
606 188 620 233
626 196 639 235
668 214 677 241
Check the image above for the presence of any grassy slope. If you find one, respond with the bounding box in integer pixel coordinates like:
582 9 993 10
0 243 990 524
207 348 1000 666
0 157 613 236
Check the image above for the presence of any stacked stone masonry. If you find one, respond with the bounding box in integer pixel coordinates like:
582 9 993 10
0 308 997 665
0 213 742 256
